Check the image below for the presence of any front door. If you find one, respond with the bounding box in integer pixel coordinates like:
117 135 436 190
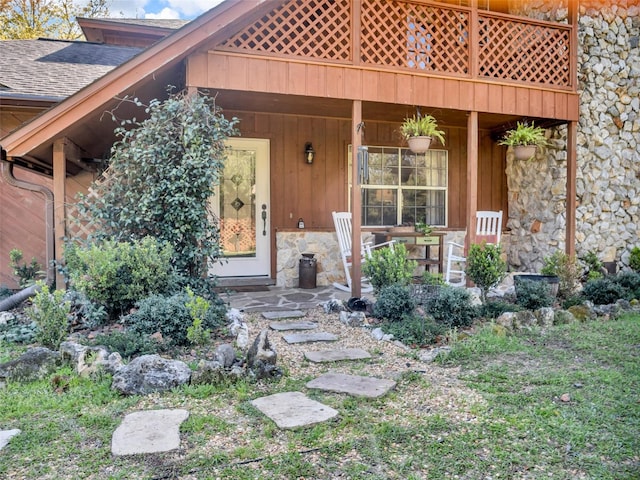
210 138 270 277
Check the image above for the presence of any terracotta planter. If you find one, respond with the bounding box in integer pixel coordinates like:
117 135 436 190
513 144 537 161
407 136 432 154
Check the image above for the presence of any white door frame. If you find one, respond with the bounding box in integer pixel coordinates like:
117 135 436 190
210 138 270 277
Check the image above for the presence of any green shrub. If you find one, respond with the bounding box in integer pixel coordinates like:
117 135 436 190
582 277 625 305
581 250 604 281
91 330 163 360
478 300 522 319
9 249 44 288
373 284 416 322
26 283 71 349
74 90 238 279
613 271 640 300
629 247 640 272
363 244 417 293
0 315 37 344
424 287 477 328
515 280 554 310
541 251 581 300
126 291 226 346
64 236 175 319
64 289 108 328
466 242 506 303
381 313 443 347
185 287 211 345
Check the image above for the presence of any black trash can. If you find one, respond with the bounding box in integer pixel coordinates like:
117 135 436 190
299 253 317 289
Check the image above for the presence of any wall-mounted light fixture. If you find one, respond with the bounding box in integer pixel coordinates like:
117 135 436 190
304 142 315 164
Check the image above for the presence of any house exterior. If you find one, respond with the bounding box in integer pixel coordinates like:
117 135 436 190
0 0 637 294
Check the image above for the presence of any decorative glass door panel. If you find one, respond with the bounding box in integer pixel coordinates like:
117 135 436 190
210 139 270 277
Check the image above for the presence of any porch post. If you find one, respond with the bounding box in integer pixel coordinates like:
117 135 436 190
351 100 363 297
466 112 479 255
566 121 577 258
52 138 67 288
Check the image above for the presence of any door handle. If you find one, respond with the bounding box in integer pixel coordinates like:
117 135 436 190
261 204 267 236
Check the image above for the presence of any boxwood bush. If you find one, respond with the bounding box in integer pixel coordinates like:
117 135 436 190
424 287 477 328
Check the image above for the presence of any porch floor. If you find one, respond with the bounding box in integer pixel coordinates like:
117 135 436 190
219 285 362 313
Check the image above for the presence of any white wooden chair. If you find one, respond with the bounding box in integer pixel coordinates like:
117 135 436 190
445 210 503 287
332 211 394 293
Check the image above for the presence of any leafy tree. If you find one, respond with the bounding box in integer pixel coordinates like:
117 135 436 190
74 89 239 283
0 0 109 40
466 242 506 303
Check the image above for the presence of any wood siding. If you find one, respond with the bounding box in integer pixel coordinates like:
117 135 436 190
229 111 506 232
190 52 579 121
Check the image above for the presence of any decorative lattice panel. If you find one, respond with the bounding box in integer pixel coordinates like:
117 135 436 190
361 1 469 75
219 0 351 61
478 14 571 87
65 167 114 241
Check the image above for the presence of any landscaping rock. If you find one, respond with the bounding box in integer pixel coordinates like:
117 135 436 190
228 308 250 351
214 343 237 368
418 346 451 363
111 409 189 455
251 392 338 429
322 299 345 313
534 307 555 328
111 355 191 395
59 341 110 377
190 360 225 385
269 321 318 331
246 329 281 379
0 347 60 382
371 327 393 341
339 310 367 327
262 311 304 320
304 348 371 363
0 429 20 451
554 309 577 325
282 332 338 344
306 373 396 398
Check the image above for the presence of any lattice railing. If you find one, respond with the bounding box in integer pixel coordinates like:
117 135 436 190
477 13 571 87
218 0 351 61
361 0 469 75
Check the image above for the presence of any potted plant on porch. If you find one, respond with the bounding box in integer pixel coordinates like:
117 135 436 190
400 114 446 154
498 121 548 160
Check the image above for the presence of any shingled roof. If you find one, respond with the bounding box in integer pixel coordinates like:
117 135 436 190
0 38 142 102
78 17 189 30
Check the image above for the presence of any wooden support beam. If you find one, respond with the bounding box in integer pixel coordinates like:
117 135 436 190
566 120 577 258
53 138 67 288
466 111 479 255
351 100 363 297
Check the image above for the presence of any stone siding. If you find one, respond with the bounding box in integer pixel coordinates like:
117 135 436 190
276 230 490 287
506 3 639 272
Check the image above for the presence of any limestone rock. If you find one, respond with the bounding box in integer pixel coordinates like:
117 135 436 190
190 360 226 385
111 355 191 395
339 311 367 327
0 347 60 382
59 341 110 377
214 344 237 368
111 409 189 455
246 329 281 379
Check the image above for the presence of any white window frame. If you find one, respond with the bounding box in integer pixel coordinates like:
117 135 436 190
348 145 448 227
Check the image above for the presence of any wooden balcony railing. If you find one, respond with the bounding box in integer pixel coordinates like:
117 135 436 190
219 0 574 91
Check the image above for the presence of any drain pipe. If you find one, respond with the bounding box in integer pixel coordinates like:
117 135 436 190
0 154 55 311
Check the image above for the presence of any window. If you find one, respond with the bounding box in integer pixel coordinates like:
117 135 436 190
349 146 448 227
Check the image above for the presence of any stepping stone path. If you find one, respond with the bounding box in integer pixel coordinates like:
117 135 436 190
283 332 338 344
262 310 305 320
269 321 318 331
304 348 372 363
251 391 338 429
0 429 20 451
111 409 189 456
306 373 396 398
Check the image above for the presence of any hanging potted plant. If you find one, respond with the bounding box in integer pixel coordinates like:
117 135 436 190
498 121 548 160
400 114 446 154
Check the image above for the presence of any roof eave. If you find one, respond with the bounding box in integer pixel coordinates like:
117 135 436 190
1 0 287 158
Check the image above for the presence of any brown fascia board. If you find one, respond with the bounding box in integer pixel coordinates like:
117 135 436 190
1 0 287 158
78 17 178 42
